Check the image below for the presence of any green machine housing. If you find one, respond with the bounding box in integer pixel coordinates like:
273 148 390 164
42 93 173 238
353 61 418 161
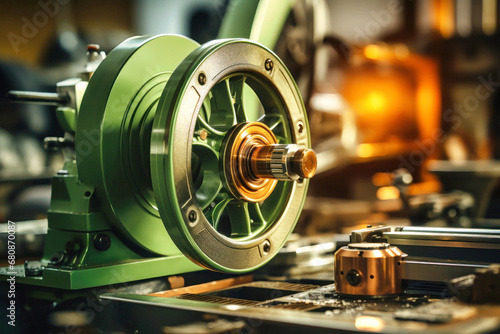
1 0 317 290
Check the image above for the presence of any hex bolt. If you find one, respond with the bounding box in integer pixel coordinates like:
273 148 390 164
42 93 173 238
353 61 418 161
265 59 273 71
93 233 111 251
198 72 206 85
188 210 197 222
346 269 362 286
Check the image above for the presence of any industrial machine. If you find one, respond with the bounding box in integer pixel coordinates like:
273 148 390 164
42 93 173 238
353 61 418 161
2 1 500 333
1 34 316 289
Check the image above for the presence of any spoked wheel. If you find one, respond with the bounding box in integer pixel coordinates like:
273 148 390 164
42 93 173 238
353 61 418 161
152 39 316 272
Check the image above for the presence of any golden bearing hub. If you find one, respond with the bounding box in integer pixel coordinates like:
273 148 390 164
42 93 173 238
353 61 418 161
221 122 317 203
221 122 279 202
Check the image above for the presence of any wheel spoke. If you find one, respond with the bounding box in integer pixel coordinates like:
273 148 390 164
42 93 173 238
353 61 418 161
258 113 285 131
229 76 248 122
248 202 266 228
194 76 291 239
197 114 226 137
257 113 289 143
206 192 231 229
191 142 221 210
227 201 252 237
260 181 290 224
209 79 236 130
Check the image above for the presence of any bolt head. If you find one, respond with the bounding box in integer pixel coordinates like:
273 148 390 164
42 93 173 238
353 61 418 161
188 210 197 222
297 121 304 133
198 72 206 85
93 234 111 251
265 59 273 71
262 240 271 254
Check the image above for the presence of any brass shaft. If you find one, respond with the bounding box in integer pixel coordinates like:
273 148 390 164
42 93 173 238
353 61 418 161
222 122 317 202
250 144 317 181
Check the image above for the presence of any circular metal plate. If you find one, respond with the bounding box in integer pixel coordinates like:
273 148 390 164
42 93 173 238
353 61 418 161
76 35 199 255
152 39 311 272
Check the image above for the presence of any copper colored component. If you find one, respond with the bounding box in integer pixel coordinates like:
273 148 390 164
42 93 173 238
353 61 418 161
199 129 208 140
251 146 317 180
291 148 317 179
249 145 275 179
221 122 316 202
334 243 407 297
221 122 279 202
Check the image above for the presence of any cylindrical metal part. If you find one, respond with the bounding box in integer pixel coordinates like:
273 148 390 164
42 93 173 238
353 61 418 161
334 243 407 298
290 148 317 179
221 122 317 202
250 144 317 181
7 90 68 106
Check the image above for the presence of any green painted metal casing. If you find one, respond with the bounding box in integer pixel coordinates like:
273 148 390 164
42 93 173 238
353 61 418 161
1 0 305 290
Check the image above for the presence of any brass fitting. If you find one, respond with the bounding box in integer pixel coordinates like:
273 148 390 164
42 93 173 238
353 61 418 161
221 122 317 202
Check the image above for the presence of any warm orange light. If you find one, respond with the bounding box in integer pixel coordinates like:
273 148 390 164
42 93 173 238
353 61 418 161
340 43 441 158
357 143 375 158
365 91 386 113
394 44 409 59
432 0 454 38
355 316 385 332
364 45 381 60
372 172 392 187
376 186 400 200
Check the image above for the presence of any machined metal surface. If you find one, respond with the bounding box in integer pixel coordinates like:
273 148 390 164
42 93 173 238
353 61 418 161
250 143 317 180
100 277 500 334
344 226 500 287
401 260 489 282
151 38 311 272
334 243 407 297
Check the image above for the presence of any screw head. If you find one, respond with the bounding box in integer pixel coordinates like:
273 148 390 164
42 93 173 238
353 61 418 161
346 269 362 286
262 240 271 254
198 72 206 85
93 233 111 251
265 59 273 71
297 121 304 134
188 210 197 222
